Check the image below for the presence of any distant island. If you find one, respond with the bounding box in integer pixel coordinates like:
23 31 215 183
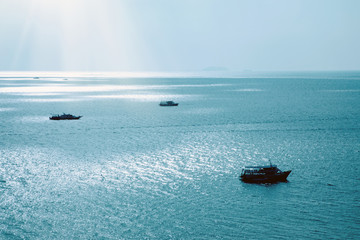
202 66 228 71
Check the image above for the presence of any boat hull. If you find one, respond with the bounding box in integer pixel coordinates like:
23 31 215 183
240 170 291 183
159 103 178 106
49 116 82 120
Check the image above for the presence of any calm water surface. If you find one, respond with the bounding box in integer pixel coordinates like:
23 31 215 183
0 72 359 239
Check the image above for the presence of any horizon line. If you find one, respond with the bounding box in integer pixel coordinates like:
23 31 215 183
0 70 359 78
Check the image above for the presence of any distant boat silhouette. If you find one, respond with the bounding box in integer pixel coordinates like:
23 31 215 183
159 101 178 106
49 113 82 120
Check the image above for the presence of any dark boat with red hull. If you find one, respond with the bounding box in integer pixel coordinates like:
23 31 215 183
49 113 82 120
240 163 291 183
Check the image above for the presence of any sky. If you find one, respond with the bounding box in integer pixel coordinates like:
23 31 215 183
0 0 359 72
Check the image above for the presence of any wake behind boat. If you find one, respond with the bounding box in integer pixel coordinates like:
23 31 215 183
49 113 82 120
240 161 291 183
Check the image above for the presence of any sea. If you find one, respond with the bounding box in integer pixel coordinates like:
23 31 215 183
0 71 359 239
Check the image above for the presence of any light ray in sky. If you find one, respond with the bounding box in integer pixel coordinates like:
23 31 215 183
6 0 151 71
53 0 151 71
1 0 360 71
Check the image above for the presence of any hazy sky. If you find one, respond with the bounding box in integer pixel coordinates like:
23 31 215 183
0 0 359 72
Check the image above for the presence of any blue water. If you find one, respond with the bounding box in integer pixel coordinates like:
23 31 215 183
0 72 359 239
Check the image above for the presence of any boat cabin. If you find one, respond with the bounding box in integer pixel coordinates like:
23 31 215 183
240 162 291 183
241 165 281 176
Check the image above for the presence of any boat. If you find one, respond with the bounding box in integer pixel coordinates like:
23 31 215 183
159 101 178 106
240 161 291 183
49 113 82 120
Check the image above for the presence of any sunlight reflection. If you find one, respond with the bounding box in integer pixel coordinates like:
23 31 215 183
0 85 166 94
87 94 194 101
19 98 84 103
231 89 264 92
15 93 65 96
0 83 228 95
0 108 16 112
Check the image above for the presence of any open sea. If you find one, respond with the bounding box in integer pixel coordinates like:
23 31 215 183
0 71 359 239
